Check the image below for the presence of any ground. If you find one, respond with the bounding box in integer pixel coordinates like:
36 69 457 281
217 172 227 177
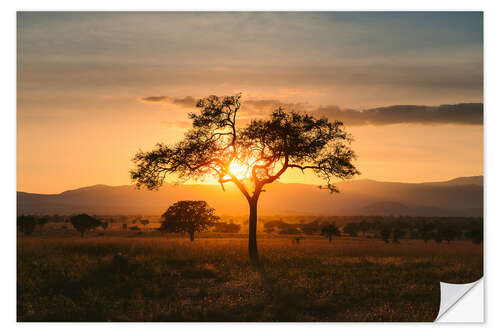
17 231 483 322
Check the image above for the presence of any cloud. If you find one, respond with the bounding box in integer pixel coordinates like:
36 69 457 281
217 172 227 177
142 94 482 126
140 96 197 108
140 95 306 117
315 103 483 126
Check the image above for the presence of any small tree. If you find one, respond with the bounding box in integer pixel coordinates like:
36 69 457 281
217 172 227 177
70 214 102 237
213 221 241 233
418 222 435 243
321 224 341 243
465 224 483 244
392 228 405 244
17 215 37 235
438 224 461 244
433 232 443 244
380 227 391 243
140 219 150 230
37 217 49 230
131 94 359 266
101 221 109 230
159 200 219 241
343 223 359 237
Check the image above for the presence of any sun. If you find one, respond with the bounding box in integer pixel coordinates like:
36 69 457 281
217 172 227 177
228 160 250 179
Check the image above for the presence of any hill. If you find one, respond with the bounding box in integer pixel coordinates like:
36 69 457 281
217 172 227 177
17 176 483 216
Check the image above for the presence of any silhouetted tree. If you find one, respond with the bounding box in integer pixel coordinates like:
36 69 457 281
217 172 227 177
465 224 483 244
380 227 391 243
213 221 241 233
17 215 37 235
37 217 49 230
322 224 341 243
294 236 305 244
343 223 359 237
418 222 435 243
300 221 321 235
140 219 150 230
433 232 443 244
392 228 405 243
438 224 461 244
70 214 102 237
131 94 359 266
160 200 219 241
101 221 109 230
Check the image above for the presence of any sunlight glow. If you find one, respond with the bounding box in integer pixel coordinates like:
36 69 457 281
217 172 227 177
228 160 251 179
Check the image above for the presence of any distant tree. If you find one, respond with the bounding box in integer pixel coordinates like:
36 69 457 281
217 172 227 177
70 214 103 237
392 228 405 244
140 219 150 230
160 200 219 241
358 221 371 236
131 94 359 266
418 222 435 243
279 226 301 235
101 221 109 230
17 215 37 235
213 222 241 233
294 236 305 244
321 224 341 243
380 227 391 243
122 223 127 230
343 222 359 237
300 220 321 235
465 224 483 244
37 217 49 230
433 232 443 244
438 224 461 244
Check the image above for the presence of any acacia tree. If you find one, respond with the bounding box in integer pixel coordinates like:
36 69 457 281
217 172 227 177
213 221 242 233
70 214 102 237
321 224 341 243
131 94 359 266
37 217 49 230
160 200 219 241
140 219 150 230
17 215 37 235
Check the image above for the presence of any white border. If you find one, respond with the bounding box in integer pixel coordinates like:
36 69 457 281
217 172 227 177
3 1 498 331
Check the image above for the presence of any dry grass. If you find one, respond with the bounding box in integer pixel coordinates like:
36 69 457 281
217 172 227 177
17 235 483 322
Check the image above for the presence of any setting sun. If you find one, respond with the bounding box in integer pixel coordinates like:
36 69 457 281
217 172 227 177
229 160 250 179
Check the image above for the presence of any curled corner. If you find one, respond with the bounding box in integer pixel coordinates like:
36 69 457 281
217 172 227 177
435 278 483 322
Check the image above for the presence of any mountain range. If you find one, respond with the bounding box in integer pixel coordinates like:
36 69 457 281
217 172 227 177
17 176 483 217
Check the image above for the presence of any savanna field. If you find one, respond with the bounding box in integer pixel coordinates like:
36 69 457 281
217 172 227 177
17 227 483 322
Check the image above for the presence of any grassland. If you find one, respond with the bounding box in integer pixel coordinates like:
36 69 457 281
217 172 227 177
17 232 482 322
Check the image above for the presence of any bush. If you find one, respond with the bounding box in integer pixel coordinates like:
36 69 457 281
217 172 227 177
17 215 37 235
212 222 241 233
70 214 103 237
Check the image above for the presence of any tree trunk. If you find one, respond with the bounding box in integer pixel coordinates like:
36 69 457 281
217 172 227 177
248 198 259 267
328 235 332 243
189 232 195 242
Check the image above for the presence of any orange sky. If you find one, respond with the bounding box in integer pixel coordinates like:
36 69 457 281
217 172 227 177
17 12 483 194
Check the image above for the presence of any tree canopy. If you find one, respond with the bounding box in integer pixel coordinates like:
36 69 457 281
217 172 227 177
70 214 102 237
131 94 359 265
17 215 37 235
131 94 358 195
321 224 341 243
159 200 219 241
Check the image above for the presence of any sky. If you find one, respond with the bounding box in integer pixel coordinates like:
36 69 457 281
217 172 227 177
17 12 483 194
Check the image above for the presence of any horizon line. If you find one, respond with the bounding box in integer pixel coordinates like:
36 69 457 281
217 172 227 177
17 175 484 196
